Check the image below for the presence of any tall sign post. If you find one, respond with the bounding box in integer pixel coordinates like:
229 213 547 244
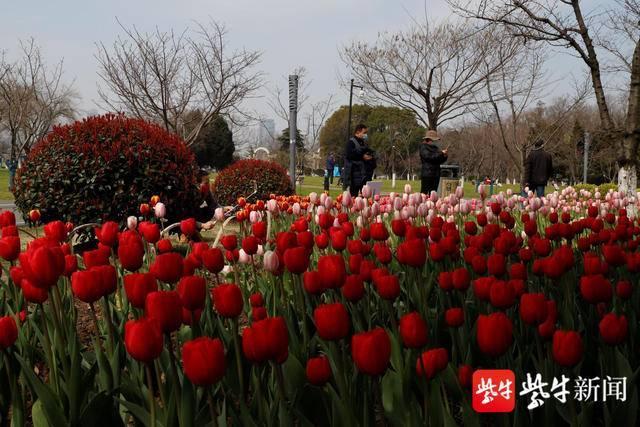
288 75 299 190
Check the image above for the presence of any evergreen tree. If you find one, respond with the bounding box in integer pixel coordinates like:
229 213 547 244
191 116 235 170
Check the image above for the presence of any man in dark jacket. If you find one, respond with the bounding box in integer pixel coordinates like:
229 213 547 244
524 139 553 197
344 124 373 196
419 130 448 195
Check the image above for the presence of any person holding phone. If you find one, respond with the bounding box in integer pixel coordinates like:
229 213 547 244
419 130 448 195
343 124 374 196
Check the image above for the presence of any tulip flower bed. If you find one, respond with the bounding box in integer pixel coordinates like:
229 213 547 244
0 184 639 426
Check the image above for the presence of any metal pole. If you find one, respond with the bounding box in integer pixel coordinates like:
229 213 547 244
346 79 354 145
583 131 590 183
289 75 299 190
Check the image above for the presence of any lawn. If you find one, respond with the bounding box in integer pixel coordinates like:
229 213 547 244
0 169 13 200
295 175 531 198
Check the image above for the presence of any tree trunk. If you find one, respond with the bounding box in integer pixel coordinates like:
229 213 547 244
519 150 527 193
620 39 640 215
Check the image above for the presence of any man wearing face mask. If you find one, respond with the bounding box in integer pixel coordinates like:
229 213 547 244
343 124 374 196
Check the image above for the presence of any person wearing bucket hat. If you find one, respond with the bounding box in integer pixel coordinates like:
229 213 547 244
419 130 448 195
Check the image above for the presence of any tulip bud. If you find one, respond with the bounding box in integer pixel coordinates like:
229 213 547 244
28 209 41 223
263 250 280 273
154 202 166 218
127 216 137 230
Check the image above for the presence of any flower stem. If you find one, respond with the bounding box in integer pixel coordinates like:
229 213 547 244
165 333 182 403
146 364 156 427
232 319 245 401
207 388 219 427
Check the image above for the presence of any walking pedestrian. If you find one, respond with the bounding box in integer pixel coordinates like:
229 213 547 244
344 124 374 196
419 130 448 195
524 139 553 197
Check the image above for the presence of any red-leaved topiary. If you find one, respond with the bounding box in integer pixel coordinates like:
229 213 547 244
212 159 293 205
14 114 200 224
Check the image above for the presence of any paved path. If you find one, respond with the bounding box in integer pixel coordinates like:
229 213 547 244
0 200 24 226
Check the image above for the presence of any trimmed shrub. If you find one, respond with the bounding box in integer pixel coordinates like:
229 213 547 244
212 159 293 205
14 114 200 224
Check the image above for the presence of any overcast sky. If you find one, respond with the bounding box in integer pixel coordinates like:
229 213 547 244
1 0 619 133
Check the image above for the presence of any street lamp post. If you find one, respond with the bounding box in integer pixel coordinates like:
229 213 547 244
345 79 364 145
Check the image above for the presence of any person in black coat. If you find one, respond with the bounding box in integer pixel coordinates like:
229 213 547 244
419 130 448 195
344 124 374 196
524 139 553 197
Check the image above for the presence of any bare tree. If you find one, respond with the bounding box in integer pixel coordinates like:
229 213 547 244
96 20 263 146
449 0 640 198
0 39 75 165
339 20 516 130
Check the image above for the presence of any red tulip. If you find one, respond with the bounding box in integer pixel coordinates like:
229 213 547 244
21 279 48 303
182 337 226 386
579 274 612 304
145 291 183 333
373 243 392 264
314 303 350 341
317 255 346 289
391 219 406 237
487 253 506 276
95 221 120 247
212 284 243 318
314 232 329 249
82 247 111 269
92 265 117 296
438 271 453 291
399 312 428 348
139 222 160 243
242 316 289 364
252 306 267 321
155 239 172 254
9 266 24 287
71 269 103 303
519 293 547 325
416 348 448 379
202 248 224 273
342 274 365 302
283 246 310 274
616 280 633 300
397 239 426 268
303 271 324 295
249 292 264 307
0 316 18 349
19 242 65 289
476 312 513 357
118 237 144 272
451 268 470 291
351 328 391 376
150 252 184 284
374 274 400 300
444 308 464 327
552 330 583 367
330 229 347 251
180 218 198 237
125 318 163 362
296 231 314 249
252 221 267 239
370 223 389 241
489 280 516 309
0 236 20 261
458 364 473 388
306 356 332 386
242 236 259 255
599 313 628 345
177 275 207 311
124 273 158 309
43 220 67 242
220 235 237 251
